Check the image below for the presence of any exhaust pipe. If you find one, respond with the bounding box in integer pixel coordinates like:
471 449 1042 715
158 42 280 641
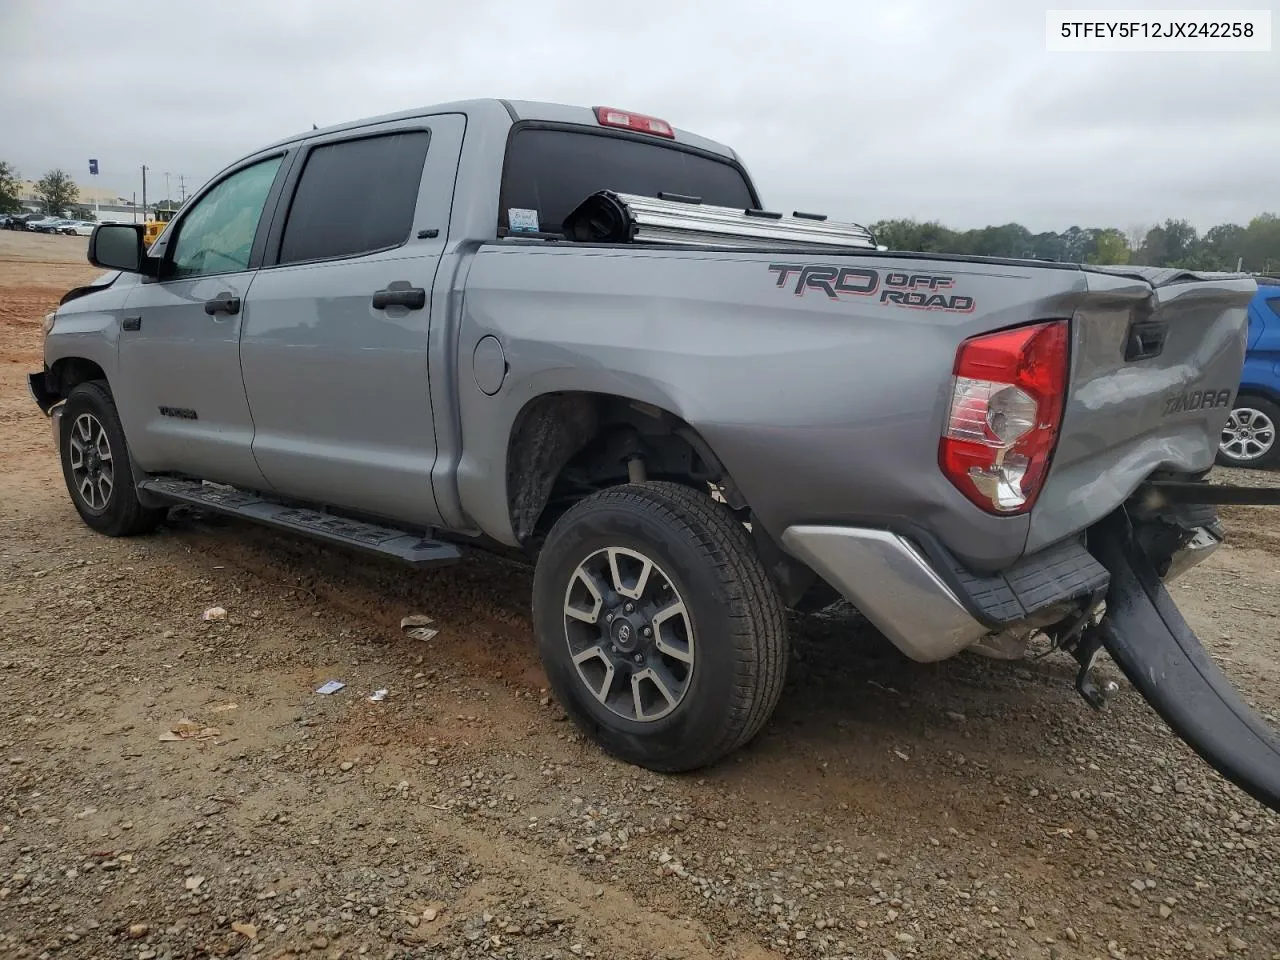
1089 509 1280 812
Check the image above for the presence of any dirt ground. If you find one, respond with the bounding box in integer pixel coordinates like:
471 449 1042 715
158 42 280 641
1 230 1278 960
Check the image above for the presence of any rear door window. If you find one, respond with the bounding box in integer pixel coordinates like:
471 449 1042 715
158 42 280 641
500 128 756 236
278 130 430 265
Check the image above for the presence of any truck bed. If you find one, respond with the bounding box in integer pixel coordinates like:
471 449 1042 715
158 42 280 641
455 241 1254 573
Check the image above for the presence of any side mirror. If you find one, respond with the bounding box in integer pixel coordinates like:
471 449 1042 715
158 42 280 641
88 223 149 273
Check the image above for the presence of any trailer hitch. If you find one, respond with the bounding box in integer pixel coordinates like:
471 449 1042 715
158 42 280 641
1088 508 1280 813
1070 625 1120 711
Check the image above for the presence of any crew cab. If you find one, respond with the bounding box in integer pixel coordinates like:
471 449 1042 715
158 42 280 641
28 99 1279 810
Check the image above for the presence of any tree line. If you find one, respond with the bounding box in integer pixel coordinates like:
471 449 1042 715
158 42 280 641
4 154 1277 273
0 161 82 217
870 214 1280 275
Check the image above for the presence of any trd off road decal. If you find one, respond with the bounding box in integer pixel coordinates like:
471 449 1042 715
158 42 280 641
768 263 975 313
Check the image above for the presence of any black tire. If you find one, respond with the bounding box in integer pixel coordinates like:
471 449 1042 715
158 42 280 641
532 481 788 772
1216 395 1280 469
58 381 165 537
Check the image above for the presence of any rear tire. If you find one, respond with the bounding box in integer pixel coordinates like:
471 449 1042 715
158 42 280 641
1216 396 1280 469
532 482 789 773
59 381 165 537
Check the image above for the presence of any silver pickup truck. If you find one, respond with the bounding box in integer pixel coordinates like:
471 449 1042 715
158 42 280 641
28 98 1280 810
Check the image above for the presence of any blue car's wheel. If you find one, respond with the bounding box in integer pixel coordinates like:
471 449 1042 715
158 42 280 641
1217 396 1280 469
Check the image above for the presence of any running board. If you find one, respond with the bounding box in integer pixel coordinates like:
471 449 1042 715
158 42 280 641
1089 510 1280 812
138 477 461 567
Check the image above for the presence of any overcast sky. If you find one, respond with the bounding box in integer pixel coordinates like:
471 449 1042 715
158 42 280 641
1 0 1275 233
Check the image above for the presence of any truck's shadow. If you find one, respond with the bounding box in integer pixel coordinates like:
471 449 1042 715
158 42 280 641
162 507 1100 770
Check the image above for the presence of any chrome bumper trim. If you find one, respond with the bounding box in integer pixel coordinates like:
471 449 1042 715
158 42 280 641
1163 525 1223 583
780 525 988 663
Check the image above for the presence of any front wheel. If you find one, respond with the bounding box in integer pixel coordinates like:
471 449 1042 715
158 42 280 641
1217 396 1280 469
58 381 166 537
532 482 789 772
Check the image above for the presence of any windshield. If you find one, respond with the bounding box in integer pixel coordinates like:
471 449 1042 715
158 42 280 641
500 127 756 236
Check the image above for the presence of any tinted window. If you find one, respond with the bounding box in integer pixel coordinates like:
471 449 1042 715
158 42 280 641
1268 297 1280 320
500 128 755 235
169 156 282 279
278 131 429 265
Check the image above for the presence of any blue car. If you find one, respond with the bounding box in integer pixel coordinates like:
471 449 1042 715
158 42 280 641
1218 279 1280 468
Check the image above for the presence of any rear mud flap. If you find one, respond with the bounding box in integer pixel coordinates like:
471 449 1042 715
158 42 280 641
1090 510 1280 811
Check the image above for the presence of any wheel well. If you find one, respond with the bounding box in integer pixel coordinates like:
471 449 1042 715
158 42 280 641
505 392 748 545
47 357 107 398
1236 386 1280 407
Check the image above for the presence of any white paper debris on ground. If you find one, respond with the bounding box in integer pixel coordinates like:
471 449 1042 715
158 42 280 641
211 703 238 713
315 680 345 695
400 614 439 642
368 689 388 703
159 718 221 742
201 606 227 621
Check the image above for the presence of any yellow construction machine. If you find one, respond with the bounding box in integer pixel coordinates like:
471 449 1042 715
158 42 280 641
142 206 178 248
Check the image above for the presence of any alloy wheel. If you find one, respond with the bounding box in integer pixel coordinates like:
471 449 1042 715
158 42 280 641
562 546 695 722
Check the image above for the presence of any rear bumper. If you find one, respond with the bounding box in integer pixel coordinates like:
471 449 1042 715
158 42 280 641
782 519 1223 663
781 526 986 662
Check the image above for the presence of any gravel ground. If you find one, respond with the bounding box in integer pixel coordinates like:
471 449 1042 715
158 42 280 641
1 233 1278 960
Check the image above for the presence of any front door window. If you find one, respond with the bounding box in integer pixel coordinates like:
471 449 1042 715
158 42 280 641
168 156 283 279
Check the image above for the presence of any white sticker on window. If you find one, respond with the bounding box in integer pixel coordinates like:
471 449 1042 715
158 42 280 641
508 208 540 233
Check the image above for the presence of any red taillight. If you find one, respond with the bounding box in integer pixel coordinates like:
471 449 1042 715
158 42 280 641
939 320 1070 514
593 106 675 138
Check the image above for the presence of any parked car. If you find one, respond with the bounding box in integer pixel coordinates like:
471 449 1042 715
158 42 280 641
4 212 42 230
1218 279 1280 469
25 98 1278 811
26 216 65 233
62 221 96 236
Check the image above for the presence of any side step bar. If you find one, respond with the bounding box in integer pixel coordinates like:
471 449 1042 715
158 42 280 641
1090 509 1280 812
139 477 461 567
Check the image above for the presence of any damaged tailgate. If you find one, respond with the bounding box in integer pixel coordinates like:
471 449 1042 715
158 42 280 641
1029 267 1256 552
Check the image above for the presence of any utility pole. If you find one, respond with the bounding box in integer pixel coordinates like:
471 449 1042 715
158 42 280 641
141 165 148 219
164 171 171 206
178 174 186 203
131 192 137 224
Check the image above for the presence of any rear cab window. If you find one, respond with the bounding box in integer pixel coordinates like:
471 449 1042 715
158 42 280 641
499 127 756 237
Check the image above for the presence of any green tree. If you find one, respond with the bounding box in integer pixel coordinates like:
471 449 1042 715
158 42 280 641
869 218 960 253
1241 214 1280 274
1060 226 1094 263
1136 225 1168 266
0 161 21 214
1161 218 1198 263
1202 223 1246 270
1088 228 1130 265
36 169 79 216
1029 232 1065 261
